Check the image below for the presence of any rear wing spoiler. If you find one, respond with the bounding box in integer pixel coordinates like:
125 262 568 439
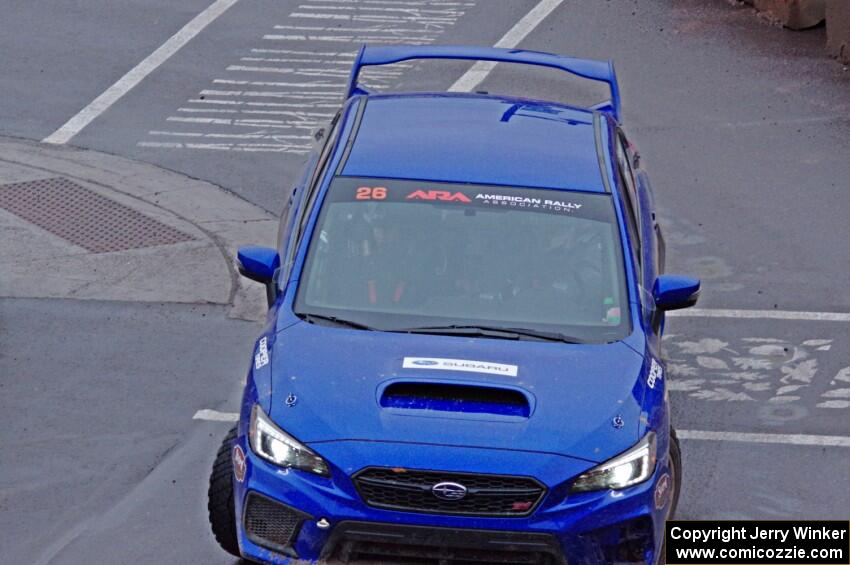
346 45 622 121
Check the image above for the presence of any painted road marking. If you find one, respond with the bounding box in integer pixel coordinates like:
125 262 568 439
677 430 850 448
187 98 340 109
44 0 240 145
139 142 305 152
264 33 437 44
449 0 564 93
190 409 850 449
147 130 311 140
664 334 850 414
141 0 472 153
193 409 239 422
670 308 850 322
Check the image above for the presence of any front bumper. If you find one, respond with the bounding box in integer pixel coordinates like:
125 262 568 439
232 436 672 565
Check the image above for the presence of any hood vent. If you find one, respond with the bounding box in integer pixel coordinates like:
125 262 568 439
380 382 531 418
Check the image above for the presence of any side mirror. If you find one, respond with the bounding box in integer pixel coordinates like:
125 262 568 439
653 275 700 311
237 246 280 306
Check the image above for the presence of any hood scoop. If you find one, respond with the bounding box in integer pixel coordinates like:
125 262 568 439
379 381 532 418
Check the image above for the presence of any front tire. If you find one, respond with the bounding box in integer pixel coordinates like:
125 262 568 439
658 428 683 565
208 425 241 557
668 428 682 519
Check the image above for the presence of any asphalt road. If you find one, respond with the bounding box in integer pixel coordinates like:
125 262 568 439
1 1 849 564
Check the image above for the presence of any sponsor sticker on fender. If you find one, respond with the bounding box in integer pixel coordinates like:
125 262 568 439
647 358 663 389
254 336 269 370
403 357 518 377
233 444 247 483
655 472 671 509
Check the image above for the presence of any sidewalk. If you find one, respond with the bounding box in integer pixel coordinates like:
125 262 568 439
0 137 277 321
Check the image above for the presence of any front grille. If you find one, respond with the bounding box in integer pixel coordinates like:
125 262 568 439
586 516 654 564
353 467 546 517
325 521 564 565
243 492 306 555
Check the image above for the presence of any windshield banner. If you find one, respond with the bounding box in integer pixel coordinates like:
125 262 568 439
329 177 616 222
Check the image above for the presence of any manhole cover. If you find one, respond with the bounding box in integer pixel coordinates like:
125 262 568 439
0 177 195 253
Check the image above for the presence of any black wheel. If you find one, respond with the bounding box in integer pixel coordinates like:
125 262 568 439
208 425 241 557
658 428 683 564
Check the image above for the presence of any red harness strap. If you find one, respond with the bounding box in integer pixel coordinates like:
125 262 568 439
367 280 405 304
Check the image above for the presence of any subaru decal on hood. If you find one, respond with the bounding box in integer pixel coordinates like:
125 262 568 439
402 356 518 377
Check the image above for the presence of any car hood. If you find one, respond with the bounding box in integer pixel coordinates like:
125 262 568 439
268 321 647 464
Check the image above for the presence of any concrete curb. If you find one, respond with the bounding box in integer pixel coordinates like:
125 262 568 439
0 137 277 321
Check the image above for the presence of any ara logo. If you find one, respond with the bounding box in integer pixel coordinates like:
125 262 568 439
654 473 671 509
406 190 471 203
232 444 247 483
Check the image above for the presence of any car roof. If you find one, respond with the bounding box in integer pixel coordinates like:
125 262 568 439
340 93 607 193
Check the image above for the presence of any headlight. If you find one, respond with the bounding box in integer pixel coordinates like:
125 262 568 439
249 404 329 476
570 432 656 492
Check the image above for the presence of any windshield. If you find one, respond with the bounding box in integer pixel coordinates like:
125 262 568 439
294 177 630 342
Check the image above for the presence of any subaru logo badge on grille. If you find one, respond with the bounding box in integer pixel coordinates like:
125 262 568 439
431 481 468 501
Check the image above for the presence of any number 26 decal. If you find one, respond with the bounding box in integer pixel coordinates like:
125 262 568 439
356 186 387 200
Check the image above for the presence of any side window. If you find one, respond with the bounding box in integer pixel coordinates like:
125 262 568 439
313 112 342 182
298 113 341 235
615 134 641 272
617 133 640 221
617 132 661 329
276 188 297 250
279 111 342 286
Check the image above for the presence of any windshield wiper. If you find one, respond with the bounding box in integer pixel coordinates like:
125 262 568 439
394 324 586 344
300 313 377 331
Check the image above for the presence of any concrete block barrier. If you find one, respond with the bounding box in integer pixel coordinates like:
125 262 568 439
752 0 826 30
826 0 850 64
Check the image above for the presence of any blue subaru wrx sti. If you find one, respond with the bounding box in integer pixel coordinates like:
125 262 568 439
207 46 701 565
